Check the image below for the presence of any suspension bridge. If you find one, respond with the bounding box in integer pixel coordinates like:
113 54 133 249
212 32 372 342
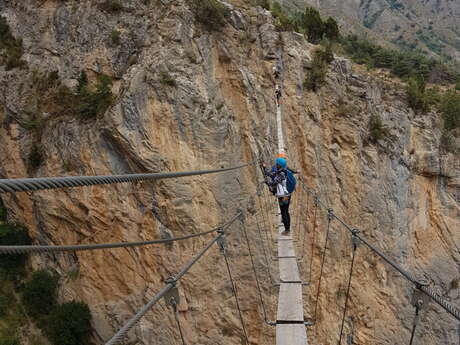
0 71 459 345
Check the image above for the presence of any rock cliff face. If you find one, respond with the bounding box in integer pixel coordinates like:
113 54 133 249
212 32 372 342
0 1 458 345
282 0 460 61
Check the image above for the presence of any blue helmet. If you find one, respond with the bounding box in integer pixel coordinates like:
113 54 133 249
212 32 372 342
275 157 287 169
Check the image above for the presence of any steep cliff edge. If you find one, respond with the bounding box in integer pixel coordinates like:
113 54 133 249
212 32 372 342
0 1 458 345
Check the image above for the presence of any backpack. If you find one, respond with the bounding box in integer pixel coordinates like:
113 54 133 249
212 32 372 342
285 169 296 193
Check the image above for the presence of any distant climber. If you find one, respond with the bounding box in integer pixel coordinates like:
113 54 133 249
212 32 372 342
275 85 282 103
273 65 280 79
261 156 297 235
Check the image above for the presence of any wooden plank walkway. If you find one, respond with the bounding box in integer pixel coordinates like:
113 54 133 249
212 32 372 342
276 224 308 345
276 324 308 344
277 284 303 321
274 85 307 345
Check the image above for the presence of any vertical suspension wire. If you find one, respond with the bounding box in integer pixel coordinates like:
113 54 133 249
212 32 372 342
257 189 274 257
307 198 319 285
222 251 250 345
254 211 276 320
338 235 358 345
300 182 310 259
409 300 423 345
293 183 306 279
254 208 274 284
262 187 276 247
241 215 270 324
313 209 333 328
294 181 304 242
171 299 187 345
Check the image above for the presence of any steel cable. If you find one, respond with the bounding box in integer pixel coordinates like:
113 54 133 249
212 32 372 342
262 187 276 248
408 302 422 345
104 213 240 345
256 189 274 257
300 181 310 259
294 182 304 243
254 178 273 254
171 299 187 345
241 214 271 325
223 251 250 345
254 211 274 285
338 235 358 345
307 199 319 285
313 209 333 326
0 162 254 194
0 226 222 255
300 183 460 322
259 187 275 256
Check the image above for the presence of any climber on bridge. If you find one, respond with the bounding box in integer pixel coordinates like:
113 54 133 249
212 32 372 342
275 85 282 103
261 156 296 235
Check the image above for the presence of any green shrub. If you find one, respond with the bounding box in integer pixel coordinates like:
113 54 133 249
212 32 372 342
77 70 88 93
340 35 457 84
28 144 43 169
101 0 123 12
0 16 25 70
304 47 332 91
324 17 340 41
253 0 270 10
0 336 20 345
110 29 121 46
0 293 13 318
300 7 324 43
22 270 58 319
0 224 30 279
44 302 91 345
369 114 389 143
456 78 460 91
271 2 295 31
439 90 460 131
77 74 114 119
317 43 334 64
406 78 430 113
159 71 176 86
440 130 459 154
190 0 229 31
0 198 6 222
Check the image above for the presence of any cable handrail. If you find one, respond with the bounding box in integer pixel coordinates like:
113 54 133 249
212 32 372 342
0 220 237 255
298 179 460 321
104 211 242 345
0 162 255 194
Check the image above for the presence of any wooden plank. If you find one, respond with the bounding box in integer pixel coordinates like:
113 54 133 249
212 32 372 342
278 239 296 257
277 236 294 241
276 324 308 345
277 283 304 322
279 257 300 282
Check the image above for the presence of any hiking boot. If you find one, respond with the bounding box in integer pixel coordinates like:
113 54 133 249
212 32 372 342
281 230 290 236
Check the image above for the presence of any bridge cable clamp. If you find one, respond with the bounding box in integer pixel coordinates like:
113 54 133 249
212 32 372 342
163 278 181 308
237 208 245 223
217 228 227 256
412 281 431 308
351 229 361 249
